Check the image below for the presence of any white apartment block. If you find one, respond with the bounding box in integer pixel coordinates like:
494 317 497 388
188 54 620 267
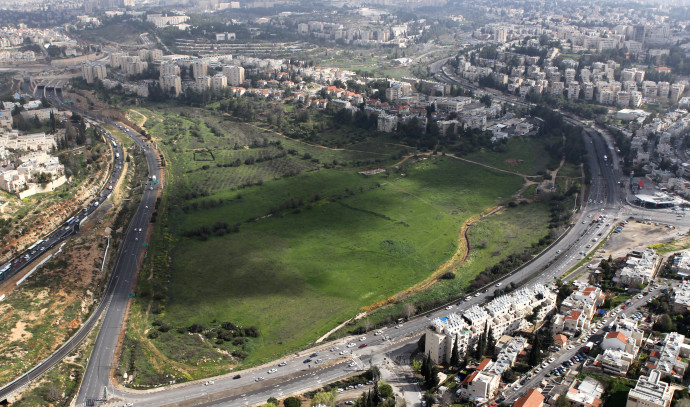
567 377 605 407
377 114 398 133
626 370 674 407
160 74 182 97
673 280 690 312
593 348 635 376
211 74 227 92
616 249 659 287
385 81 413 101
146 14 190 28
602 331 639 355
647 332 690 380
425 283 555 364
484 336 527 376
196 76 211 91
82 63 106 84
191 60 208 79
160 62 181 77
223 65 245 87
459 369 500 402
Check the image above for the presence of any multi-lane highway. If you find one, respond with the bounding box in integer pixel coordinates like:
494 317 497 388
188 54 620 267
0 135 123 285
0 119 126 401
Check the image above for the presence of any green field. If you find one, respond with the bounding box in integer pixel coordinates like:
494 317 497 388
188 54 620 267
124 104 558 383
464 137 551 176
161 157 524 365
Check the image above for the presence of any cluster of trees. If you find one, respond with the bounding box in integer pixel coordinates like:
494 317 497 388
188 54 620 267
182 221 240 240
181 197 226 213
473 323 496 359
419 353 439 389
352 382 395 407
526 92 608 120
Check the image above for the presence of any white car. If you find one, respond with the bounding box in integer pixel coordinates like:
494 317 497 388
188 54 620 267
348 362 357 367
445 305 453 310
359 336 366 341
347 343 356 348
396 324 403 329
474 292 481 297
255 377 264 382
268 368 277 374
279 362 287 366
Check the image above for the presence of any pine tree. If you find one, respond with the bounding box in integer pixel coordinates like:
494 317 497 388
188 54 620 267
450 336 460 368
486 326 495 355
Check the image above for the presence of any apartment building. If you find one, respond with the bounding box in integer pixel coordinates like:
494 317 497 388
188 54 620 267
484 336 527 376
211 74 227 92
567 377 605 407
191 60 208 79
602 331 639 355
626 370 675 407
160 74 182 97
82 63 106 84
647 332 690 380
592 348 635 375
377 114 398 133
223 65 245 87
459 366 500 402
616 249 659 287
425 313 472 365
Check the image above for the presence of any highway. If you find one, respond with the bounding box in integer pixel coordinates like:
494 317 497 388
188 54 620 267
0 113 126 400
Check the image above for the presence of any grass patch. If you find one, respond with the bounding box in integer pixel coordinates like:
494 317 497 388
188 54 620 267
649 237 690 254
161 157 524 366
464 137 551 176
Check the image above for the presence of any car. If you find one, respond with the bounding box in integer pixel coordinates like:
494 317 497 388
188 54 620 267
330 347 339 351
315 359 323 364
465 296 472 301
268 368 277 374
310 353 319 357
204 380 215 385
233 374 241 379
255 377 265 382
535 367 542 373
345 401 355 405
337 388 344 393
496 282 502 287
124 404 134 407
359 336 367 341
549 357 555 363
348 362 357 367
359 343 368 348
513 385 520 391
445 305 453 310
374 331 383 336
347 343 356 347
340 350 350 355
474 292 481 297
556 250 562 254
304 358 312 363
396 324 403 329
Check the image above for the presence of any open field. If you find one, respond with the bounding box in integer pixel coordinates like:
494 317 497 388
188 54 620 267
144 155 524 369
341 202 551 334
122 102 558 384
464 137 552 176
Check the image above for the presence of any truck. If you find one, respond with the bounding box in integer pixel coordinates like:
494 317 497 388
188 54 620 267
0 262 10 274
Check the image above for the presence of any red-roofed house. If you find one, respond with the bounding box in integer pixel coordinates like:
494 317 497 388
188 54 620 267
458 369 499 401
554 334 569 348
477 357 493 371
553 309 588 334
513 389 545 407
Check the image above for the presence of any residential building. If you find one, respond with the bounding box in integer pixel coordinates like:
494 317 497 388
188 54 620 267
223 65 245 86
191 60 208 79
513 389 545 407
673 280 690 312
425 313 472 365
459 369 500 402
377 114 398 133
592 348 635 375
602 331 638 355
567 377 605 407
160 74 182 97
616 249 659 287
627 370 675 407
211 74 227 92
646 332 690 380
484 336 527 376
82 63 106 84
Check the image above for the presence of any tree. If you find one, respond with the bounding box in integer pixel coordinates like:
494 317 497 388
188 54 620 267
480 94 492 107
403 303 416 319
528 333 541 366
553 393 570 407
311 389 336 406
450 336 460 368
267 397 279 406
486 326 495 355
283 396 301 407
379 381 394 399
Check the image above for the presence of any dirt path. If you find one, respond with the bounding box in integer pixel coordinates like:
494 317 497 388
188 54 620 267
359 205 503 314
128 109 148 128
